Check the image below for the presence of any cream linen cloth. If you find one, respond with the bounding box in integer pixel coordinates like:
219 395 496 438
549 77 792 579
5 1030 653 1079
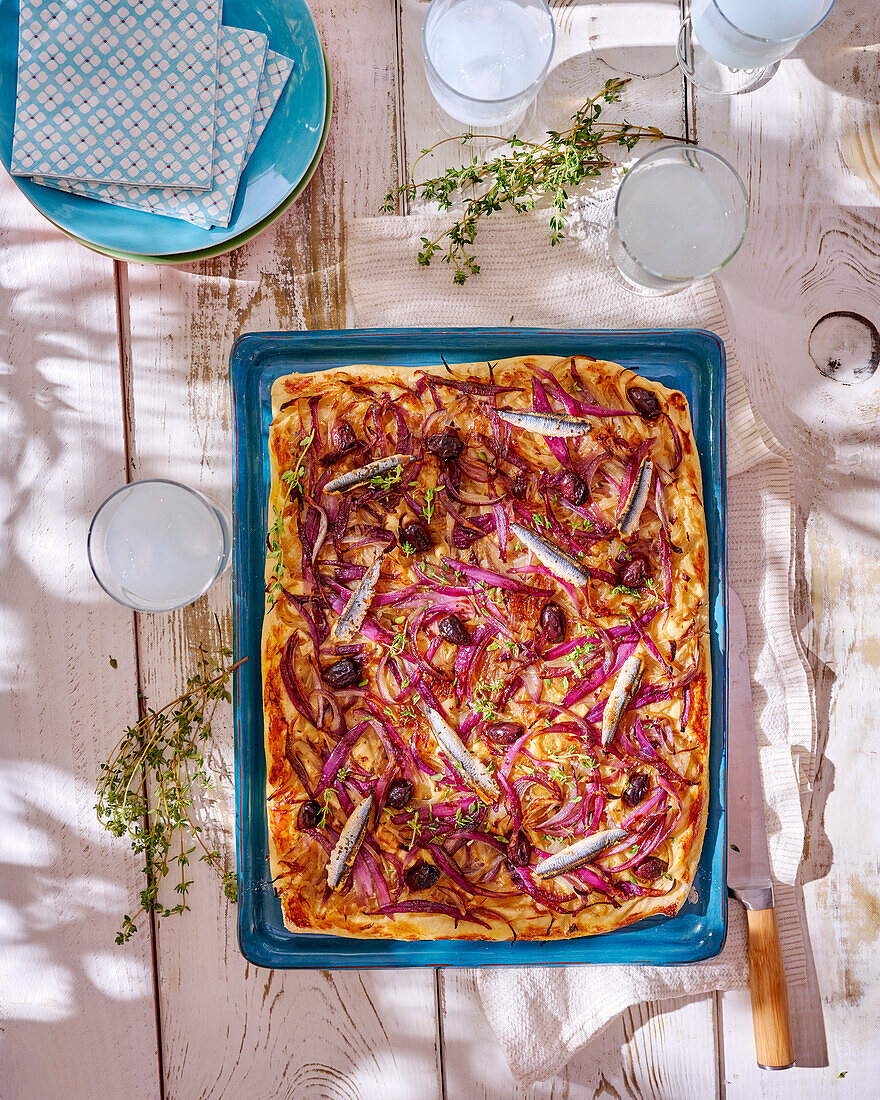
345 197 816 1084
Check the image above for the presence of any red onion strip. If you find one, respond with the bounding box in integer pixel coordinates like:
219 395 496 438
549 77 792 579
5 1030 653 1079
375 901 491 928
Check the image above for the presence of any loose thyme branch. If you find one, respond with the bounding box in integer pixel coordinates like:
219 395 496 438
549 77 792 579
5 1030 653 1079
96 630 245 944
382 77 677 284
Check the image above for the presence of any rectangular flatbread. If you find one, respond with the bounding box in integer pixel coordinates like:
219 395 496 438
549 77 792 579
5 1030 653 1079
261 355 710 940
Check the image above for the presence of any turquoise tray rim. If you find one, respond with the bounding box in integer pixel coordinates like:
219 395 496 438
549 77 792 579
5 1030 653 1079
230 327 728 969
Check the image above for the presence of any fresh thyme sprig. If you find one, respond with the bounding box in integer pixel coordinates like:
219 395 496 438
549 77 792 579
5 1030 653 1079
266 505 286 609
281 428 316 498
267 429 316 609
422 485 437 523
370 465 404 492
382 78 672 284
96 636 244 945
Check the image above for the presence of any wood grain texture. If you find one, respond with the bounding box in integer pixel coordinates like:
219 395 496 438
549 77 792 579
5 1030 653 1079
120 0 441 1096
697 1 880 1096
745 908 795 1069
0 178 160 1096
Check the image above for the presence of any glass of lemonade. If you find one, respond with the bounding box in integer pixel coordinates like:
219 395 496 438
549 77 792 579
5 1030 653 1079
677 0 835 96
422 0 555 133
88 479 231 613
607 143 749 296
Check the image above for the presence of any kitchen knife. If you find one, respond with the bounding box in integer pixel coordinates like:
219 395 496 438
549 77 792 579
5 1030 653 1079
727 588 795 1069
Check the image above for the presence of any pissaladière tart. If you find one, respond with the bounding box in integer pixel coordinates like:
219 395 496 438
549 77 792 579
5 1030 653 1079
261 354 710 940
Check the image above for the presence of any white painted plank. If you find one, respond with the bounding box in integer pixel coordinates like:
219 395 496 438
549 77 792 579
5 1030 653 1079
720 527 880 1096
0 178 159 1095
119 0 443 1095
694 1 880 1096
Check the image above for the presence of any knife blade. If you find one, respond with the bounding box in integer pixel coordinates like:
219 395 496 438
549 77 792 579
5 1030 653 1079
727 588 795 1070
727 589 773 909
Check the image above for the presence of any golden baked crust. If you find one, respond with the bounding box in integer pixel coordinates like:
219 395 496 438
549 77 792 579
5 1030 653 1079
261 355 710 940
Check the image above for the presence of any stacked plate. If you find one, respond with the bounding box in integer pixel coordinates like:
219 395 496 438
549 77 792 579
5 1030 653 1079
0 0 330 263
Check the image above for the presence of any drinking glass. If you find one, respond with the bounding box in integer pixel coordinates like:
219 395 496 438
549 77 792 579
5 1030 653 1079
422 0 555 133
607 143 749 296
88 479 231 613
677 0 835 96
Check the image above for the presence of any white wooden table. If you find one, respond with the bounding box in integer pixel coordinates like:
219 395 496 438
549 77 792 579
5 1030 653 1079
3 1 878 1096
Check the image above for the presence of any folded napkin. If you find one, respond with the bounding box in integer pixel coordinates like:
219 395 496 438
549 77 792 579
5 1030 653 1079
245 50 295 161
12 0 222 188
345 196 816 1084
35 28 280 229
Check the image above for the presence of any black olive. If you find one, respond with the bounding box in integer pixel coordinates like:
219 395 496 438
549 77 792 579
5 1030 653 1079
627 386 662 420
621 772 650 808
510 473 528 499
634 856 668 881
619 556 648 588
506 831 532 867
452 523 484 549
297 800 321 830
406 862 441 891
558 471 589 506
323 657 361 689
539 602 566 643
385 779 413 809
331 422 358 451
484 720 525 745
401 519 432 553
425 427 463 459
438 614 471 646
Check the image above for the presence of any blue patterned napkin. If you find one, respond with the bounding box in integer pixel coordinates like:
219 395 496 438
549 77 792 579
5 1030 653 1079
11 0 223 188
245 50 295 160
35 29 283 229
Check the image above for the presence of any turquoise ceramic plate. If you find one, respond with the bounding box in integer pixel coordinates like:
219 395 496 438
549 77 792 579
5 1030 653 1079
48 58 331 266
0 0 327 256
230 328 729 969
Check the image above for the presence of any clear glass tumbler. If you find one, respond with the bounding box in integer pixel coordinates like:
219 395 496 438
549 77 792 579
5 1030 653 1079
88 479 231 613
677 0 835 96
607 143 749 296
422 0 555 133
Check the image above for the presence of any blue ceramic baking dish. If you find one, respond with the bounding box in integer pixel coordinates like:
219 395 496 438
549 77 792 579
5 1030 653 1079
230 328 727 968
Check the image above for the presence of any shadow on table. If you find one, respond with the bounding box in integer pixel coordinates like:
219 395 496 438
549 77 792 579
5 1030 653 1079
0 221 163 1095
797 0 880 105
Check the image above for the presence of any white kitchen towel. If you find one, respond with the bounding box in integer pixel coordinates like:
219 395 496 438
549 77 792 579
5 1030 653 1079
345 195 816 1084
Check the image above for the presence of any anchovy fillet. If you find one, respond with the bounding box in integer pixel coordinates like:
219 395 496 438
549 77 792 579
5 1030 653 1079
332 555 382 641
324 454 407 494
618 459 653 536
601 654 644 747
510 522 592 587
497 409 593 438
327 793 374 890
428 711 500 804
534 828 629 878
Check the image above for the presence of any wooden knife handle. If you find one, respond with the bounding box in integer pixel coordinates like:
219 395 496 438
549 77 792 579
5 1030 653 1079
746 907 795 1069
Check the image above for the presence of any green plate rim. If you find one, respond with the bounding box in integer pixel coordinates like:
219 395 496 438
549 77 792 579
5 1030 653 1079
29 46 331 265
